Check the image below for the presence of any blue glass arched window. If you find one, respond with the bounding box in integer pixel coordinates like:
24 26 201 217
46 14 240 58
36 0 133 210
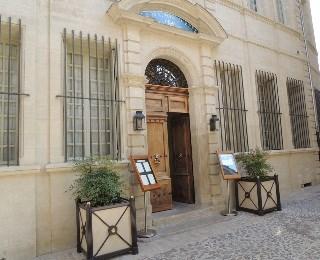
139 11 199 33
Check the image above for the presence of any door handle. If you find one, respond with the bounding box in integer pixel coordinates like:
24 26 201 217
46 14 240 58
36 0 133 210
150 154 168 165
152 154 161 165
177 153 183 160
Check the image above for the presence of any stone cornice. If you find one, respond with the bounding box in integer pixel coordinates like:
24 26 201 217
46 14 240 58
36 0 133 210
216 1 319 58
217 0 301 38
227 34 320 76
0 165 41 177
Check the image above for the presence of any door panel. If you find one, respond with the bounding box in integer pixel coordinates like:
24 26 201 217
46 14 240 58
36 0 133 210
146 85 193 212
168 96 188 113
150 179 172 213
169 114 195 204
146 92 167 112
147 116 172 212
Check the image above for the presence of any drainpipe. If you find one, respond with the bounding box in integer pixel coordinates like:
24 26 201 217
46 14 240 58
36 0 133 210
298 0 319 132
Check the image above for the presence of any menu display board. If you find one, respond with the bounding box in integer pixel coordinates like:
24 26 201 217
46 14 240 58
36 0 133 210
217 151 241 180
130 156 161 192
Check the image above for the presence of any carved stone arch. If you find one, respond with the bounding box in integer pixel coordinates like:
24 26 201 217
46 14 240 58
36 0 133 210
143 47 201 87
108 0 228 45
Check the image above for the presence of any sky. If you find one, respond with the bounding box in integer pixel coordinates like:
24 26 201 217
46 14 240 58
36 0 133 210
310 0 320 68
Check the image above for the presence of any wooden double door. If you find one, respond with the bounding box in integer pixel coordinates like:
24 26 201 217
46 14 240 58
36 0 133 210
146 85 195 212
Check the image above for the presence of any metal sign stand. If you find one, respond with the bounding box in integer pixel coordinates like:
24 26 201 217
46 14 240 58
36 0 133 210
221 180 238 216
137 191 157 238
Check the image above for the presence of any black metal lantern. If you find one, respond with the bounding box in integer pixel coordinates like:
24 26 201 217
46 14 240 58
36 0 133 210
210 115 219 131
133 111 145 131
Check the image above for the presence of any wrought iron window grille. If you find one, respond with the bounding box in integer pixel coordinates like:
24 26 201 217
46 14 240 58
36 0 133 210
276 0 285 24
145 58 188 88
256 70 283 150
286 77 310 149
214 61 249 153
248 0 258 12
59 29 122 162
139 11 199 33
0 16 28 166
315 89 320 130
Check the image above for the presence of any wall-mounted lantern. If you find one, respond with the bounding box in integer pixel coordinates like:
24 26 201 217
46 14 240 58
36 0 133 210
210 115 219 131
133 111 145 131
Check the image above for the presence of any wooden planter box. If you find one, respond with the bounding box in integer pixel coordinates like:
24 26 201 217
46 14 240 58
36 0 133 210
76 197 138 259
235 175 281 216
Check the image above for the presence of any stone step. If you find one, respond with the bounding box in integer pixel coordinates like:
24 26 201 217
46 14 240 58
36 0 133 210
152 205 216 229
149 205 234 240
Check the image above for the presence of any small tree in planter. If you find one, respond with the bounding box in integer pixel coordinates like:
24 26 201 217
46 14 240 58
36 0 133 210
70 157 138 259
235 149 281 216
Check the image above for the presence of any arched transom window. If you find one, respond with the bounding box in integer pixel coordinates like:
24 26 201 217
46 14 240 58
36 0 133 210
145 59 188 88
139 11 199 33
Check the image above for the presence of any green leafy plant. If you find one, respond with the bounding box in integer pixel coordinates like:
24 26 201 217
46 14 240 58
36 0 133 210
236 148 273 178
70 157 122 207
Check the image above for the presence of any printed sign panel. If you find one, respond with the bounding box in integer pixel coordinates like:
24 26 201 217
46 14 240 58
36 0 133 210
217 151 241 180
130 156 161 192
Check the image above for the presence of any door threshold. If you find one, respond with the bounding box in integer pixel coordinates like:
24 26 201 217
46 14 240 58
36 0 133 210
153 202 197 219
152 202 214 228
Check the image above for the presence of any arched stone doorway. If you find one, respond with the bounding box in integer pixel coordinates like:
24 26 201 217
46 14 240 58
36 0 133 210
145 58 195 212
108 0 228 226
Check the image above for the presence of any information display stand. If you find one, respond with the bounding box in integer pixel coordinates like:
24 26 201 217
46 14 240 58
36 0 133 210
130 156 161 238
217 151 241 216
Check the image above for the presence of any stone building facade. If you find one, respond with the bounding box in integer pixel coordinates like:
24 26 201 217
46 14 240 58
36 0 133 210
0 0 319 259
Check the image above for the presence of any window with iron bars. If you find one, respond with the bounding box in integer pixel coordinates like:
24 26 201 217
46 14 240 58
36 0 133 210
276 0 285 24
0 17 24 166
315 89 320 130
286 78 310 149
248 0 258 12
61 29 121 162
256 70 283 150
214 61 249 153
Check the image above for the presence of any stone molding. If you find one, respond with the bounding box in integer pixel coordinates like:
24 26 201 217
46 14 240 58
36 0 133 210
227 34 320 75
188 85 219 94
108 0 228 46
0 165 41 177
121 73 146 87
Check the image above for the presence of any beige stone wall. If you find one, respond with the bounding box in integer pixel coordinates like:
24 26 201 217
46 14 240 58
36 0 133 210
268 149 320 195
0 163 131 259
0 0 320 259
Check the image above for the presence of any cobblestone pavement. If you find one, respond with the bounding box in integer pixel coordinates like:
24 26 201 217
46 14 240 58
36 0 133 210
37 186 320 260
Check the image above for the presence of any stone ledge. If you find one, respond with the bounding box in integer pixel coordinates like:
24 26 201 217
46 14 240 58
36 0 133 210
0 165 41 177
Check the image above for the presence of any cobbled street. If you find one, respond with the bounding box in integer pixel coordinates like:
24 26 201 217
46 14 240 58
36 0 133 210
37 185 320 260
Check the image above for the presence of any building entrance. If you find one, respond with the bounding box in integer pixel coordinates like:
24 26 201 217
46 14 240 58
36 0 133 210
145 59 194 212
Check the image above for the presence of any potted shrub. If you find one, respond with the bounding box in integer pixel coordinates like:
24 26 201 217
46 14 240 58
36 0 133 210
235 149 281 216
70 157 138 259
